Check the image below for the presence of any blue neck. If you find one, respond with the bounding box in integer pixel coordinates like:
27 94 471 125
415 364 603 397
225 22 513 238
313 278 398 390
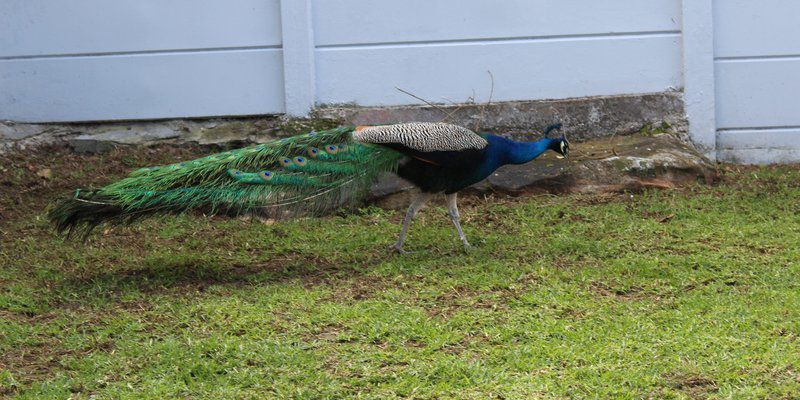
488 135 553 165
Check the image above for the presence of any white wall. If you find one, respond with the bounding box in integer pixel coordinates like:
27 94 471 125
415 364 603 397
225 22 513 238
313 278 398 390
1 0 681 123
713 0 800 163
2 1 799 163
0 0 285 122
313 0 682 107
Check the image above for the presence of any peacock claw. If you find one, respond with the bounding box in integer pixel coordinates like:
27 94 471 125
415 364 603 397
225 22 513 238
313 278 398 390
389 244 411 254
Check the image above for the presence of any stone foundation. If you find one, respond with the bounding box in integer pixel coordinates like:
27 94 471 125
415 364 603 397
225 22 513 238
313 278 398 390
1 92 685 153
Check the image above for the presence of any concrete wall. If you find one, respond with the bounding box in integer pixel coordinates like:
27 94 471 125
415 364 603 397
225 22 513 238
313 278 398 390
312 0 682 107
1 1 799 163
712 0 800 163
1 0 681 123
0 0 285 121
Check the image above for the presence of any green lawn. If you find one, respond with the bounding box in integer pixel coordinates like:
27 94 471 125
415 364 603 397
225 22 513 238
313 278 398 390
1 147 800 399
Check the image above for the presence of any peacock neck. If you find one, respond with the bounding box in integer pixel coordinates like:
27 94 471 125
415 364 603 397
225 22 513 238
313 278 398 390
502 137 553 165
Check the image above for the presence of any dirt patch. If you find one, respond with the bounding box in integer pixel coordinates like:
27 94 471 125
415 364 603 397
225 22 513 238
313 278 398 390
0 144 212 225
0 336 101 392
590 281 649 301
54 249 379 302
664 373 718 399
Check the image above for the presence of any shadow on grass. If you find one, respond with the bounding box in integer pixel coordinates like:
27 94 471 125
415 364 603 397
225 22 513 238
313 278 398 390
51 252 375 304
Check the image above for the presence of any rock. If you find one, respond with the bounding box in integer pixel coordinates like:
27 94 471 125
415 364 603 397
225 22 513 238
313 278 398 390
316 92 686 142
0 122 42 141
370 133 717 208
68 138 117 154
69 125 181 153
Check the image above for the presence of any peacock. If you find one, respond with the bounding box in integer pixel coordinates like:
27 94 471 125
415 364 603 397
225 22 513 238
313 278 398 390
49 122 569 252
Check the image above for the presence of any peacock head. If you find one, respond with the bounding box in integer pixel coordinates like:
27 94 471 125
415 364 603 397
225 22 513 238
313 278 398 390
544 123 570 158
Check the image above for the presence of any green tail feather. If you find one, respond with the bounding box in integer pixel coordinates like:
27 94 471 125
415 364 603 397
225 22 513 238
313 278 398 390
48 126 403 238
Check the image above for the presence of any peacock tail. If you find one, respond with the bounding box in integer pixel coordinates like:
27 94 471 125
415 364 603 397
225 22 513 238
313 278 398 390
48 126 403 238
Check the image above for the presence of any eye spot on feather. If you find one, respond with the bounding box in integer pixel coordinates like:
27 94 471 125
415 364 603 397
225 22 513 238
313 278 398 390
307 147 320 158
295 157 307 166
259 171 273 181
325 145 338 154
280 158 293 167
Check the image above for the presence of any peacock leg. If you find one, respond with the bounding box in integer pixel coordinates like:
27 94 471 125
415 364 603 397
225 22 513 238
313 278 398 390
390 192 431 253
446 193 470 248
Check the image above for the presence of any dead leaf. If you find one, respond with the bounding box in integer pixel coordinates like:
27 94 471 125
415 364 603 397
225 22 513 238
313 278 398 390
659 214 675 223
36 168 52 179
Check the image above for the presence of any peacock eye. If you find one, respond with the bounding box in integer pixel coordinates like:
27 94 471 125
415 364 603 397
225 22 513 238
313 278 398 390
280 158 293 167
259 171 273 181
325 144 338 154
307 147 320 157
295 157 307 166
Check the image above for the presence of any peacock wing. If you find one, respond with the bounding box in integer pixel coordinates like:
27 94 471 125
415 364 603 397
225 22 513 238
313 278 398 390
351 122 488 167
352 122 487 153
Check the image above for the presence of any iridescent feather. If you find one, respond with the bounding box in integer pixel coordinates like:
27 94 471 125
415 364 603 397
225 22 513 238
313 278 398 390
48 126 402 238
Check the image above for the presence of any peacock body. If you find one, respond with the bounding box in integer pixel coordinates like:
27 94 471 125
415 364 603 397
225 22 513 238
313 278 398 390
49 122 569 250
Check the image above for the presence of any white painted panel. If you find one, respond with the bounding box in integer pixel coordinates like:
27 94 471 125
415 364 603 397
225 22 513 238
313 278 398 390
715 58 800 129
0 50 285 122
718 129 800 150
682 0 716 158
316 35 681 106
0 0 282 58
313 0 681 47
718 144 800 164
713 0 800 58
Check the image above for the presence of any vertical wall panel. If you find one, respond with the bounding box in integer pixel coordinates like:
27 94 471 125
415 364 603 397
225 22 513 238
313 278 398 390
713 0 800 163
0 50 285 122
715 58 800 129
316 35 681 106
314 1 683 107
0 1 285 122
714 0 800 58
313 0 681 46
0 0 282 57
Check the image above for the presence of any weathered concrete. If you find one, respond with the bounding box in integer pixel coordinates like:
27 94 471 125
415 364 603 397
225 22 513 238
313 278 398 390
371 133 717 209
1 91 712 204
315 92 686 142
1 92 685 154
0 117 341 154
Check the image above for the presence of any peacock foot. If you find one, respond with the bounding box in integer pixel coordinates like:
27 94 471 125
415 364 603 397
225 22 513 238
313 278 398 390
388 243 411 254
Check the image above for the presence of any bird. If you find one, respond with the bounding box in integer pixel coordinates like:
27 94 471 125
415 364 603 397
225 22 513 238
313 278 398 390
49 122 569 251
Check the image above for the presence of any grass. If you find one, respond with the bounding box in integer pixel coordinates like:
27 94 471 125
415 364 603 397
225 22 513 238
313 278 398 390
1 146 800 399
